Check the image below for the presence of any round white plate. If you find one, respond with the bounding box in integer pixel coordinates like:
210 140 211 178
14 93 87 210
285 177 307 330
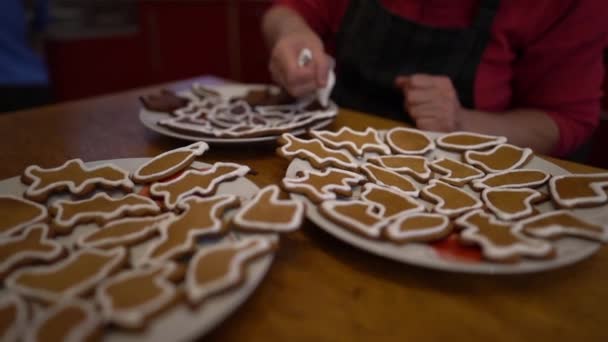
285 132 605 274
0 158 276 341
139 84 337 144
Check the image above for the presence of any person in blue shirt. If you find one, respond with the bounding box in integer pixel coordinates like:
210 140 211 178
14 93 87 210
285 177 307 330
0 0 51 113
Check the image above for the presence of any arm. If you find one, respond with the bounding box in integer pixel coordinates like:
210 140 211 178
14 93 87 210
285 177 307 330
262 5 331 97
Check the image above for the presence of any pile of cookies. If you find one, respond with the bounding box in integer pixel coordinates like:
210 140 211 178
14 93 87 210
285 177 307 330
140 84 337 139
277 127 608 263
0 142 304 340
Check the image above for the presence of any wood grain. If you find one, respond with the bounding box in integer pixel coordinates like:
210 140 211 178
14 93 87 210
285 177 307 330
0 77 606 342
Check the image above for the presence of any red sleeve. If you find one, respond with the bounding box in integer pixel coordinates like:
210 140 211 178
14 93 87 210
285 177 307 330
272 0 333 39
511 1 607 157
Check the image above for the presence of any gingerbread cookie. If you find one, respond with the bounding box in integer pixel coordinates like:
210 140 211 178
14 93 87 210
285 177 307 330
276 133 358 171
233 185 305 233
281 167 366 203
239 87 293 106
25 300 102 342
0 224 63 280
96 263 179 329
464 144 533 173
366 155 432 183
150 162 249 210
429 157 485 187
471 169 550 191
319 200 387 239
516 211 608 242
436 131 507 151
385 127 435 155
0 195 48 237
138 195 240 265
22 159 134 202
384 213 452 244
548 173 608 209
310 127 390 156
186 236 275 304
0 293 27 342
191 83 221 100
76 213 174 250
482 188 546 221
131 142 209 183
140 89 190 113
421 179 482 218
50 193 160 234
360 163 419 196
455 210 554 262
360 183 424 219
6 247 126 303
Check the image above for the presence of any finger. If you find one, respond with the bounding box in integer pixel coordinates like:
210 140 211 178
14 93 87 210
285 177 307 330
394 76 409 89
405 88 438 106
407 74 439 89
315 53 331 87
407 103 443 121
274 45 317 87
269 61 286 89
287 80 317 98
414 117 442 131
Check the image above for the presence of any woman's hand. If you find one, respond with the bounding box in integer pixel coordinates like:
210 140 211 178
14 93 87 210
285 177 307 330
395 74 464 132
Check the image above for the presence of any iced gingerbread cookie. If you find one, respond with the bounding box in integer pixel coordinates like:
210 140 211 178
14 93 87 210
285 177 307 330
22 159 133 202
471 169 550 191
140 89 190 113
233 185 305 233
516 211 608 242
384 213 452 244
6 247 126 303
24 300 102 342
50 193 160 234
0 195 48 237
150 162 249 210
455 210 554 262
281 167 366 203
360 183 424 219
360 163 419 196
96 263 180 329
0 224 63 280
319 200 387 239
436 131 507 151
186 236 276 305
421 179 482 218
482 188 546 221
76 213 174 250
276 133 358 171
310 127 390 156
139 195 240 265
131 142 209 183
385 127 435 155
548 173 608 209
191 83 221 100
464 144 533 173
0 293 28 342
366 155 432 183
429 157 484 187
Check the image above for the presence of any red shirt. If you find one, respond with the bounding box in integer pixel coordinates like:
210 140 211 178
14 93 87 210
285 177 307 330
273 0 607 157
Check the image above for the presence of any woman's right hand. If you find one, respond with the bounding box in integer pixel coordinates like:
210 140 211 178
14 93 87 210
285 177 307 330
269 31 331 98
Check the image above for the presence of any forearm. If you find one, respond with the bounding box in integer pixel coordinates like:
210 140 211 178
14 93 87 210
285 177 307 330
262 6 315 49
459 109 559 155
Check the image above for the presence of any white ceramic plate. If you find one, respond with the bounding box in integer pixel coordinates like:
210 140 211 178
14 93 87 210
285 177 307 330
0 158 276 341
139 84 337 144
285 132 606 274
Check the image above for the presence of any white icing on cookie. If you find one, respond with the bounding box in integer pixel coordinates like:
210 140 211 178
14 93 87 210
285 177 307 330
0 293 28 342
366 155 432 182
455 210 554 261
359 183 425 219
548 173 608 208
482 188 544 221
429 157 485 186
24 299 101 342
310 127 391 156
360 163 419 197
131 141 209 183
471 169 550 190
436 131 507 151
281 167 366 203
384 213 451 243
319 200 388 239
0 195 48 237
232 185 305 233
421 179 482 217
515 210 608 242
463 143 533 173
6 247 126 303
277 133 359 170
385 127 435 155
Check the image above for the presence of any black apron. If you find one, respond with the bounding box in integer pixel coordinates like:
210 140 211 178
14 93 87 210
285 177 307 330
332 0 500 121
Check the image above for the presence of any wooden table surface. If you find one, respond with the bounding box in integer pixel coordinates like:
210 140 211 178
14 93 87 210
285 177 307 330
1 77 607 341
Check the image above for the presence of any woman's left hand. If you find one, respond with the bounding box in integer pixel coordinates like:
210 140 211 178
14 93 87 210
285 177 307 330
395 74 464 132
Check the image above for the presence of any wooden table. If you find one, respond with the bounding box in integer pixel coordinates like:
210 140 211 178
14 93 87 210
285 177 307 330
1 77 607 341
